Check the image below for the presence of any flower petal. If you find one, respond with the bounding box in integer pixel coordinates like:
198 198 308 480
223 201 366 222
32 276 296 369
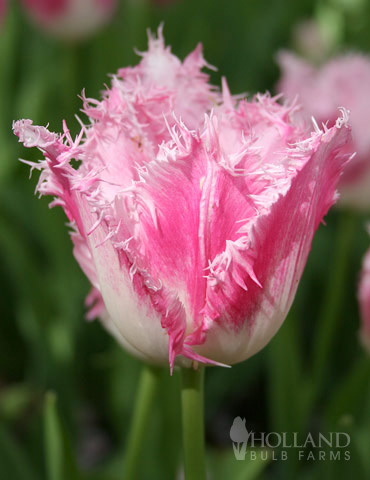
197 112 351 364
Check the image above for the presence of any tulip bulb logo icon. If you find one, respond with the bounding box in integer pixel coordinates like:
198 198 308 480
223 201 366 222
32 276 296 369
230 417 251 460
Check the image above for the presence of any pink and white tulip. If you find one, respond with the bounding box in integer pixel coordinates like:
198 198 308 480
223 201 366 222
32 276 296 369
14 31 352 371
358 244 370 353
277 52 370 210
21 0 116 40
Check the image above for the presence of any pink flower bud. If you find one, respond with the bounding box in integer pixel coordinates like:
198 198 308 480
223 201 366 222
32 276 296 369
277 52 370 210
358 244 370 354
14 31 352 371
21 0 116 40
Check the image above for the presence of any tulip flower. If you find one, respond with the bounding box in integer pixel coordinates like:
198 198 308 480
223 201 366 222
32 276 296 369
277 52 370 210
21 0 117 40
13 30 352 373
358 244 370 353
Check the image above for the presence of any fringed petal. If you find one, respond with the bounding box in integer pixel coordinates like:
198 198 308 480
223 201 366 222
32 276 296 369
14 33 353 370
197 110 351 364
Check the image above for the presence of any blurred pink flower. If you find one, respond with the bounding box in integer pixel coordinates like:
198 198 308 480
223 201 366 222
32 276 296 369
277 52 370 210
292 19 332 62
21 0 116 40
14 31 352 371
358 243 370 353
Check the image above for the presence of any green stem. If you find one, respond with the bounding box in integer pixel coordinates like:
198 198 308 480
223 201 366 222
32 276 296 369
181 365 207 480
123 364 161 480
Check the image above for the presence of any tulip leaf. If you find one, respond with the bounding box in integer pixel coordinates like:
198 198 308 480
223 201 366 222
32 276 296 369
43 392 80 480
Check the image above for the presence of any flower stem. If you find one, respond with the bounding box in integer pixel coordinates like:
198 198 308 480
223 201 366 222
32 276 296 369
123 364 161 480
181 365 207 480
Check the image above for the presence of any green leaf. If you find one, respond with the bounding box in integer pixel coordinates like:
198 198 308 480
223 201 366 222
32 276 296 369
43 392 80 480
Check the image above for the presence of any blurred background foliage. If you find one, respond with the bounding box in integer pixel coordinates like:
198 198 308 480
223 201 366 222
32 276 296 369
1 0 370 479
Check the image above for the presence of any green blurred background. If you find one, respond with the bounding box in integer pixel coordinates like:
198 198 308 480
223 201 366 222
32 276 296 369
1 0 370 479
